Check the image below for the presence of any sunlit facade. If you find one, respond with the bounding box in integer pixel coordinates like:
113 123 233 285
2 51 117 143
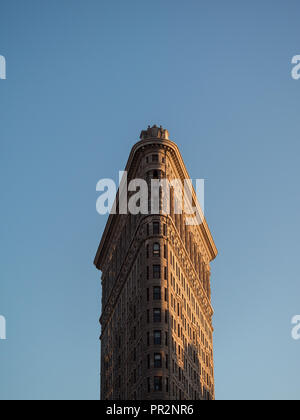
94 125 217 400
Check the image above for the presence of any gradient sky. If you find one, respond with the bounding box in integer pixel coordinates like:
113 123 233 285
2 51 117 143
0 0 300 400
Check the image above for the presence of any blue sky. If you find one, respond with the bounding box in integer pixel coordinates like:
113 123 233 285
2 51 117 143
0 0 299 400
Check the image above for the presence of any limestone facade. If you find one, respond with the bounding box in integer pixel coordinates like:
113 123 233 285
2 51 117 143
94 126 217 400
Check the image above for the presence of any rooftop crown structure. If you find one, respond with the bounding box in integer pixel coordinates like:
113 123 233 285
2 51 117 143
94 125 217 400
140 125 169 140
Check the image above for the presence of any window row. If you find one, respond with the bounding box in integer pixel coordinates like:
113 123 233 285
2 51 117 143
146 243 168 259
147 330 168 346
147 265 168 280
146 154 166 164
146 221 168 237
147 376 168 393
147 353 168 369
147 287 168 301
147 308 168 323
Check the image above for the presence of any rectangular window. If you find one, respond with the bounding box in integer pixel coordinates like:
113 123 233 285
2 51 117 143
147 354 150 369
164 288 168 302
154 376 162 391
153 309 161 323
152 154 159 163
147 310 150 323
153 222 160 235
147 288 149 301
153 286 161 300
153 265 161 279
154 330 161 345
154 353 162 368
163 224 167 236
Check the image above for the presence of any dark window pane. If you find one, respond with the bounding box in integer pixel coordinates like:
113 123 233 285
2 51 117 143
153 286 161 300
153 265 161 279
152 154 159 163
154 330 161 345
154 353 162 368
153 309 161 323
154 376 162 391
153 222 160 235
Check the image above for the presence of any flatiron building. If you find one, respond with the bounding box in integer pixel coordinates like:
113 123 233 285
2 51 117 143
94 125 217 400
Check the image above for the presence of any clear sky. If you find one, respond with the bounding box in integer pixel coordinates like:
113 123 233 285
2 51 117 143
0 0 299 400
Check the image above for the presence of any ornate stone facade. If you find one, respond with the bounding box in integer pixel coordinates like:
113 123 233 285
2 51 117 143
94 126 217 400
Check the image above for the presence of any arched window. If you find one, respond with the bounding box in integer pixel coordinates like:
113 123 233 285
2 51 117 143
153 243 160 257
